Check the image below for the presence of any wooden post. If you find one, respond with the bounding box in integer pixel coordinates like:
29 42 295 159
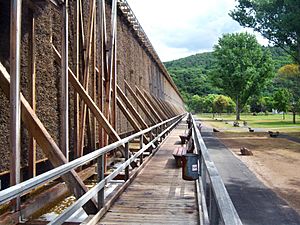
74 0 80 159
78 0 96 157
124 142 129 181
10 0 22 212
28 9 36 178
61 0 69 161
97 155 104 209
139 135 143 165
97 0 106 150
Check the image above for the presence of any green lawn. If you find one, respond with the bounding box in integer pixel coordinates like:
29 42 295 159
197 113 300 133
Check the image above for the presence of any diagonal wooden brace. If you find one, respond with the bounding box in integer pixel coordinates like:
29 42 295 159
117 85 148 129
135 86 163 122
0 62 98 214
124 80 157 125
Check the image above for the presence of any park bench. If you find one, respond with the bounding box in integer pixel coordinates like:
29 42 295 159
233 121 239 127
213 128 220 132
179 127 192 144
173 136 195 167
268 131 279 137
248 127 254 132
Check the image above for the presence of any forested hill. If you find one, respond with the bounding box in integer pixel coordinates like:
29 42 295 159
164 46 292 102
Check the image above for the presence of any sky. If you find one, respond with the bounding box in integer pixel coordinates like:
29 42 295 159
126 0 269 62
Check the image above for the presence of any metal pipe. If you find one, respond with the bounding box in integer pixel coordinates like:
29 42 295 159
10 0 22 211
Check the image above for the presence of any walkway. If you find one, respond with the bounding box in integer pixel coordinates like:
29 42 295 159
99 122 199 224
200 123 300 225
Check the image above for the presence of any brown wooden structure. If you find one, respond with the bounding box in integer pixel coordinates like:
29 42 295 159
0 0 185 223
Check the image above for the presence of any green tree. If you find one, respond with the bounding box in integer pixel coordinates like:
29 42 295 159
212 32 274 120
273 89 292 120
230 0 300 63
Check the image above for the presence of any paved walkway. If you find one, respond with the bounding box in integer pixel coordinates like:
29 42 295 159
200 123 300 225
100 122 198 224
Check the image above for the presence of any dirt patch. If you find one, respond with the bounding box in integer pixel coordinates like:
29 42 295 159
215 132 300 214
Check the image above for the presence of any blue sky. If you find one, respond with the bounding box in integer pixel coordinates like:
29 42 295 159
126 0 269 62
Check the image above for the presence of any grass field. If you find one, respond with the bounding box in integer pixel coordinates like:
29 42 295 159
197 113 300 136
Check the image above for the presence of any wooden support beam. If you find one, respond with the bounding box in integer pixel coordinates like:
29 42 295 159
116 97 140 131
10 0 22 211
53 46 121 143
124 81 156 125
116 97 151 147
143 90 168 120
151 94 173 119
0 166 96 224
117 86 148 129
154 97 172 118
78 0 96 157
61 0 69 160
28 9 36 178
0 63 98 214
97 0 106 150
135 86 162 122
158 98 173 118
74 0 80 159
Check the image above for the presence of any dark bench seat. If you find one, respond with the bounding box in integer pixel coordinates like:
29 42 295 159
173 147 187 167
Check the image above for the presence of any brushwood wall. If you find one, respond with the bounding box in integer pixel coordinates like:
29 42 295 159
0 0 185 173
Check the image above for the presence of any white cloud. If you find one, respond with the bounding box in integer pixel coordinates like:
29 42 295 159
126 0 269 61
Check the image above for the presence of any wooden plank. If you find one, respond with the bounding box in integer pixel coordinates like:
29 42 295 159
135 86 162 122
117 86 148 129
99 127 199 224
28 9 36 178
83 135 162 225
124 80 156 125
0 63 98 214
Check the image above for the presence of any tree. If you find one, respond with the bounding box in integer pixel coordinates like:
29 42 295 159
212 32 274 120
230 0 300 64
273 89 292 120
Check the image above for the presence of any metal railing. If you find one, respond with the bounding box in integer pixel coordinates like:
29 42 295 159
0 114 185 224
190 114 242 225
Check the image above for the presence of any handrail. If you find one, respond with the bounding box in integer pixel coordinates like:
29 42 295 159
0 114 185 205
191 114 242 225
49 114 184 224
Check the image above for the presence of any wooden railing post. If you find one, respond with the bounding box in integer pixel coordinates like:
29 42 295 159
139 135 143 165
124 142 129 181
97 155 104 209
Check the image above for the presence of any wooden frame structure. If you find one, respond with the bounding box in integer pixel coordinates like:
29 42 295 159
0 0 185 223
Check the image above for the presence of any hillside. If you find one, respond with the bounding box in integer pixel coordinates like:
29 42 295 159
164 46 293 102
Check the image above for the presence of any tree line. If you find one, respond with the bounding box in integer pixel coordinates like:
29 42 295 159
165 0 300 123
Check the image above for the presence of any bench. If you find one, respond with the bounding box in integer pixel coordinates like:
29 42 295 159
173 147 187 167
233 121 239 127
173 138 195 167
179 127 192 145
248 127 254 132
268 131 279 137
